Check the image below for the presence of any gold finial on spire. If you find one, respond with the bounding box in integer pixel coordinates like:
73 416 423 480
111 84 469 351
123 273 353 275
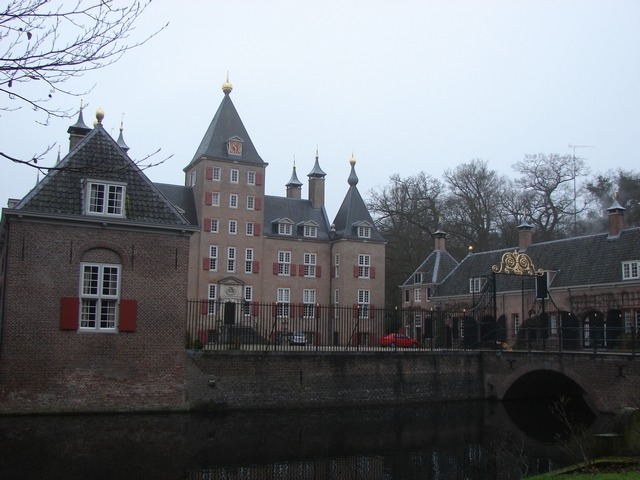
95 107 104 124
349 152 356 166
222 72 233 95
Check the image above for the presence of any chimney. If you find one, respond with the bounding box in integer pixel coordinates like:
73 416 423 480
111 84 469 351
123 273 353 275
67 101 91 151
307 149 326 209
607 197 625 237
286 163 302 199
434 229 447 251
518 217 534 250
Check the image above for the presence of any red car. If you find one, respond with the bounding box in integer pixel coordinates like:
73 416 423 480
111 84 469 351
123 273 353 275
380 333 420 348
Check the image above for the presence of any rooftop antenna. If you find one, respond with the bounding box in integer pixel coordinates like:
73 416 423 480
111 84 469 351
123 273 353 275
568 144 594 236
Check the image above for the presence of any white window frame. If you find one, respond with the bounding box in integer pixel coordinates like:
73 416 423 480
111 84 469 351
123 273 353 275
358 254 371 278
229 194 238 209
230 169 239 184
624 310 639 333
277 288 290 318
357 226 371 238
211 192 220 207
207 284 217 315
227 247 236 273
622 261 640 280
279 223 292 236
304 253 316 277
303 225 317 238
469 277 486 293
513 313 520 335
243 286 253 315
85 180 126 217
247 195 255 210
210 218 219 233
189 171 197 186
79 262 120 331
208 245 218 271
334 254 340 278
278 251 291 275
357 289 370 319
246 222 254 236
212 167 221 181
245 248 254 274
414 288 421 302
247 171 256 185
303 289 316 318
228 220 237 235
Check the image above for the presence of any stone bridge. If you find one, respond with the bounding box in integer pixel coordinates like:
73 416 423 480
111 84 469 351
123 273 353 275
186 350 639 413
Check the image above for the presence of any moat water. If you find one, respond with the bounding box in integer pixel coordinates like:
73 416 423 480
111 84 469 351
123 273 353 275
0 399 599 480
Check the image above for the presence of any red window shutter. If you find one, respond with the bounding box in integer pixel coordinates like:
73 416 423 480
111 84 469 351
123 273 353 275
352 304 359 318
205 192 213 206
119 299 137 332
253 261 260 274
297 303 304 318
353 266 359 278
255 198 262 210
272 303 278 318
371 267 376 279
204 218 212 232
60 296 79 330
203 257 210 270
369 304 375 319
273 262 279 275
251 303 259 317
254 223 261 236
291 265 297 276
330 266 335 278
299 264 304 276
201 300 209 315
316 265 322 278
256 173 264 186
205 166 213 180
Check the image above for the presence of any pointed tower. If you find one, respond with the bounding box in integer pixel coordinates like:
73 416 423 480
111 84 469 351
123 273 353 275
116 114 130 153
307 149 326 209
286 161 303 199
67 101 91 151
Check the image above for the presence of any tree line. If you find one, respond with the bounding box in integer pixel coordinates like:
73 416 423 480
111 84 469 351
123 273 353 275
366 155 640 304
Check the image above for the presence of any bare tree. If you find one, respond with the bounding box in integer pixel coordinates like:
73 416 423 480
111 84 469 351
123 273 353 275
513 153 589 240
1 0 167 167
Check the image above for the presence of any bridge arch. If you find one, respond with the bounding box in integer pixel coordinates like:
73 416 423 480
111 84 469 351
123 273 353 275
494 364 605 414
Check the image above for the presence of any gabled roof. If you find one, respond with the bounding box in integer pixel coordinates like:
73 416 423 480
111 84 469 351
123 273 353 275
154 183 199 227
263 196 331 240
434 227 640 297
185 87 266 169
13 125 194 228
402 249 459 287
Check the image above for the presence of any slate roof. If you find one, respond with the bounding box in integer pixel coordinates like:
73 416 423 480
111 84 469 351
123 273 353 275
402 249 459 286
185 90 266 169
434 227 640 297
13 125 195 229
154 183 199 227
332 163 385 242
263 196 331 240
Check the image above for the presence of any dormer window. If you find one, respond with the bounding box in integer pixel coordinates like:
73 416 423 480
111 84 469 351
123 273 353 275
279 223 292 235
469 276 486 293
414 273 423 284
85 180 126 217
622 261 640 280
304 225 317 238
227 137 243 156
354 220 372 239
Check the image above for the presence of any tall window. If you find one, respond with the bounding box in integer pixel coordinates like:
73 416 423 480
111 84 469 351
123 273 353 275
209 218 219 233
212 167 221 181
277 288 290 318
229 194 238 208
243 286 253 315
414 273 422 284
414 288 421 302
278 251 291 275
245 248 254 274
357 289 370 319
512 313 520 334
228 220 237 235
622 261 640 280
210 192 220 206
334 254 340 278
189 171 197 186
207 284 217 314
247 171 256 185
246 222 254 236
86 181 125 217
304 253 316 277
208 245 218 271
358 254 371 278
624 310 639 333
79 263 120 331
227 247 236 273
334 289 340 320
230 169 239 183
303 289 316 318
247 196 255 210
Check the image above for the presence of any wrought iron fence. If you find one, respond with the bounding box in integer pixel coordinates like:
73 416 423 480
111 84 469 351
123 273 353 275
185 300 638 355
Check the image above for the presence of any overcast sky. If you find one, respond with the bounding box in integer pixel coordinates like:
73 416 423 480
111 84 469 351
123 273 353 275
2 0 639 220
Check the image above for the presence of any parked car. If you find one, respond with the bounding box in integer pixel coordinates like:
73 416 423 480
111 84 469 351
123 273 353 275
380 333 420 348
289 331 308 346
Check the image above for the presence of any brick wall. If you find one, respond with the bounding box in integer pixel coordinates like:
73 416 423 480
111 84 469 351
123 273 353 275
0 220 191 414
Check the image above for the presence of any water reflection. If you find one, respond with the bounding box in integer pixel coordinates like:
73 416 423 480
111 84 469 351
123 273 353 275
0 400 595 480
